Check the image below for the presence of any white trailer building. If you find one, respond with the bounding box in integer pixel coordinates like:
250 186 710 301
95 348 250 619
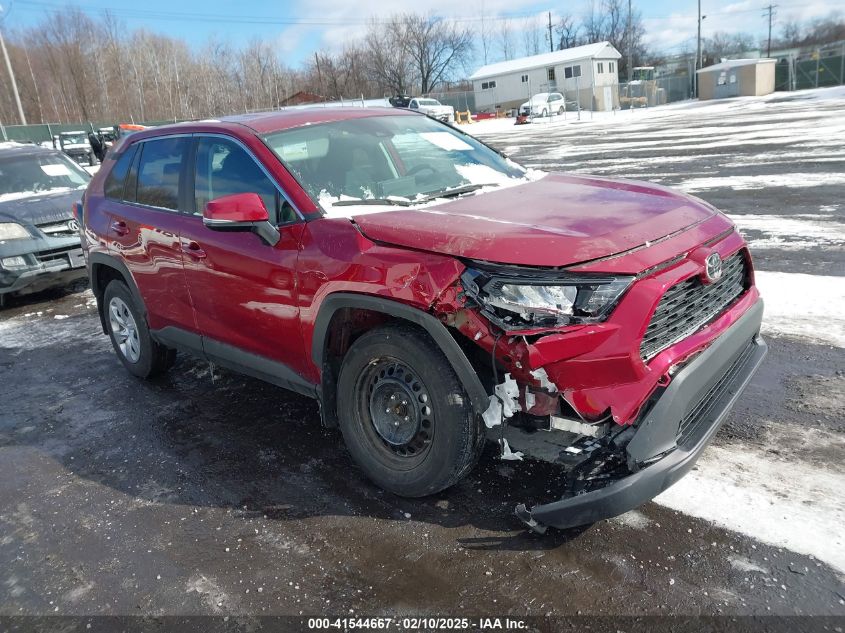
469 42 622 113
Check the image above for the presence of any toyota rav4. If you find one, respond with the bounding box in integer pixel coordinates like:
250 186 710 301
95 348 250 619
81 108 766 532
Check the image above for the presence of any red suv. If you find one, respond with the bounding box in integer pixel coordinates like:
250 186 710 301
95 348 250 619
81 108 766 532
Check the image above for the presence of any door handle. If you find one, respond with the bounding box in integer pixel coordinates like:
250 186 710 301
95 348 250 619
181 241 207 259
110 220 129 236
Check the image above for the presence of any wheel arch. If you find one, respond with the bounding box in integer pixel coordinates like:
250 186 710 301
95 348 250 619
312 293 489 427
89 252 146 334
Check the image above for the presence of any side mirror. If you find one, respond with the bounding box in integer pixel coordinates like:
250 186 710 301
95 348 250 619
203 193 280 246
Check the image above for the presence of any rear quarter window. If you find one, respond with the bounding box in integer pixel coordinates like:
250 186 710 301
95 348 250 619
104 145 137 200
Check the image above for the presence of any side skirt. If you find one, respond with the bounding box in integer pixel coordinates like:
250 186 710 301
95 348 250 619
151 326 318 400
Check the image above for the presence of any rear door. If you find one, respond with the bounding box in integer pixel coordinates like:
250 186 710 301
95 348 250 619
105 135 197 334
179 134 307 376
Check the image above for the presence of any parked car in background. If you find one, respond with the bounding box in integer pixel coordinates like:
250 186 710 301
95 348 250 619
519 92 571 117
58 130 96 166
390 95 455 122
407 97 455 122
0 143 89 306
82 107 766 532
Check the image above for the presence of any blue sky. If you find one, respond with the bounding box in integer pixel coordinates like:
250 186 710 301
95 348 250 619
2 0 841 68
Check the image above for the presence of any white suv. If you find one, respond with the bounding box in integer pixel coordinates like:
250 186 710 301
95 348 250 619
408 98 455 123
519 92 567 117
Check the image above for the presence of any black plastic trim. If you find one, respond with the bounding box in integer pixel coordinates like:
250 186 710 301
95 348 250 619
311 292 489 416
88 252 146 332
517 298 767 531
151 326 317 399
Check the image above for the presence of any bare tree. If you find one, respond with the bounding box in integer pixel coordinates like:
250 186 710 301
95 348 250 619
364 16 415 95
521 16 543 57
497 18 515 61
556 14 581 50
403 13 473 94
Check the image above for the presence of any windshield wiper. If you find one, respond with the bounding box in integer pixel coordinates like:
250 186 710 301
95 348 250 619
333 198 411 207
417 183 498 203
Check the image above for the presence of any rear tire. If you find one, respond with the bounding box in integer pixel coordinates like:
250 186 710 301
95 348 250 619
558 106 564 115
336 324 484 497
104 280 175 379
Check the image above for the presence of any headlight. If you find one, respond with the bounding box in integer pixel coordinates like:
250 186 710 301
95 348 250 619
0 223 31 240
461 268 634 330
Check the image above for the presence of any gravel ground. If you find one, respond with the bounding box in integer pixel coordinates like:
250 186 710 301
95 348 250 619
1 89 844 621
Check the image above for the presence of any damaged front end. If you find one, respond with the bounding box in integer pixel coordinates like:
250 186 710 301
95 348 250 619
435 256 767 533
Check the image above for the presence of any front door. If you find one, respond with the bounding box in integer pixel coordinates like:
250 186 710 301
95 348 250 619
179 134 307 376
604 86 613 111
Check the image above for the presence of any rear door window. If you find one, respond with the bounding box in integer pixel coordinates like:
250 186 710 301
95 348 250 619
135 137 188 211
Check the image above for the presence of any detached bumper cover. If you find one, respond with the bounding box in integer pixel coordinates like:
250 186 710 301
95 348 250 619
516 298 767 532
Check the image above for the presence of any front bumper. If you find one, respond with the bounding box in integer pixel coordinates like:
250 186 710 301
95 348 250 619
515 298 767 532
0 246 87 296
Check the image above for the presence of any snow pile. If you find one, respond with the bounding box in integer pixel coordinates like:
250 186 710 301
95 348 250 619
655 443 845 574
755 271 845 347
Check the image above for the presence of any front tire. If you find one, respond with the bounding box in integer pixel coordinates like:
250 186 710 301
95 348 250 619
336 324 484 497
104 280 175 379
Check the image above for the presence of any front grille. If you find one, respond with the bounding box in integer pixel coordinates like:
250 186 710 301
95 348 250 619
640 251 748 361
38 220 77 238
35 246 76 263
676 338 757 445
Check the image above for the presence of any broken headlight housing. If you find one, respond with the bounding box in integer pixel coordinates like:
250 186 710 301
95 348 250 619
461 267 634 331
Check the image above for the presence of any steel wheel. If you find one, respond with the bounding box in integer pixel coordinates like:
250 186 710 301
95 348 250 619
357 357 434 465
108 296 141 363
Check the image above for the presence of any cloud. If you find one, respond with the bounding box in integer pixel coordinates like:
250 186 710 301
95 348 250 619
643 0 841 53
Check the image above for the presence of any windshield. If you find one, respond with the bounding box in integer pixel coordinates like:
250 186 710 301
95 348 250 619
0 152 90 201
416 99 440 106
529 93 549 103
61 133 87 145
263 115 527 215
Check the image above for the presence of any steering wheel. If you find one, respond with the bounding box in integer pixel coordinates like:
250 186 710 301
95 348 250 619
406 164 438 179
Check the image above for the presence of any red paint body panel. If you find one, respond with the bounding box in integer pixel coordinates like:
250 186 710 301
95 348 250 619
179 216 308 374
81 109 762 435
352 174 720 268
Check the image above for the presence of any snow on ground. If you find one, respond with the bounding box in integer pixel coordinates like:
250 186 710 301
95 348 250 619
655 444 845 574
755 271 845 347
729 213 845 250
680 172 845 194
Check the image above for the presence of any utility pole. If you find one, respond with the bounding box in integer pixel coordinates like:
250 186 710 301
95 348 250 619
627 0 633 81
0 4 26 125
695 0 703 97
763 4 777 57
548 12 554 53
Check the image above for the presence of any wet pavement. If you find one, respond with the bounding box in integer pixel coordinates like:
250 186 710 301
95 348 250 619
2 92 845 619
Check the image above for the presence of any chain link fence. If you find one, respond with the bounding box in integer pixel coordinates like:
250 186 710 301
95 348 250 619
617 75 693 109
781 41 845 90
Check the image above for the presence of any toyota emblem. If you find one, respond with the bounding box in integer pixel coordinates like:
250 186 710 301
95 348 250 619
705 252 723 283
67 219 80 232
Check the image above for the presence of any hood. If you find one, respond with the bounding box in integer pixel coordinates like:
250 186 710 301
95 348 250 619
0 189 82 227
352 173 722 268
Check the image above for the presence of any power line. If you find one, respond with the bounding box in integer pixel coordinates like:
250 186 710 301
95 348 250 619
12 0 550 26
